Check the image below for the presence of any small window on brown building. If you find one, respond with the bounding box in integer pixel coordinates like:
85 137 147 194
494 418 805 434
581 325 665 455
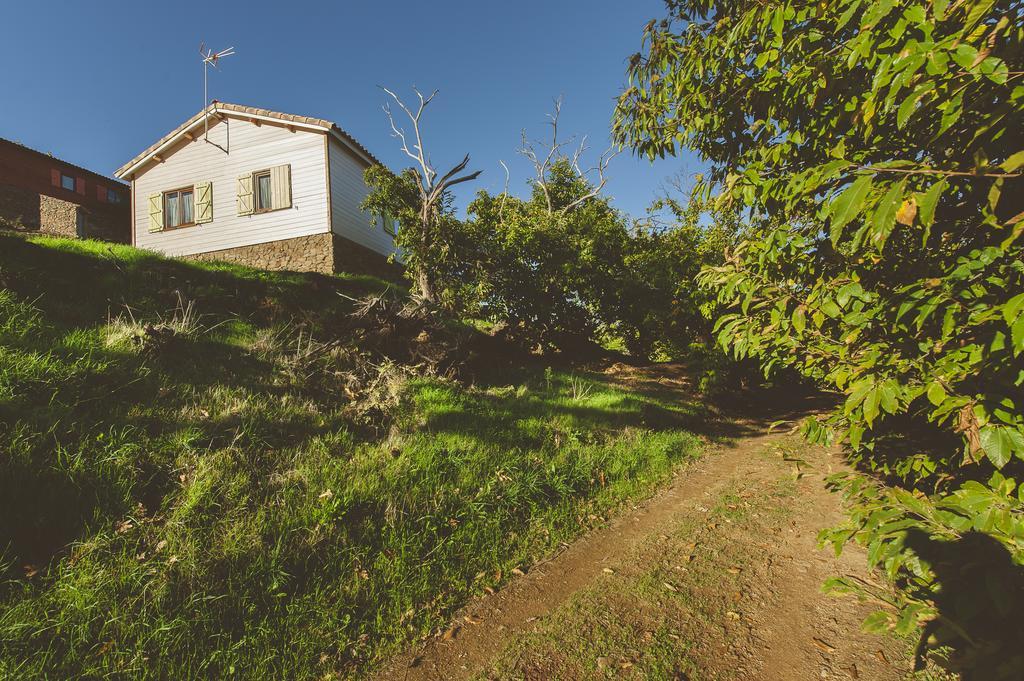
61 173 75 191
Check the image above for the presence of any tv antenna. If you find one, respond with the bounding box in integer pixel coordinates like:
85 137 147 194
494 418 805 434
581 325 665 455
199 43 235 141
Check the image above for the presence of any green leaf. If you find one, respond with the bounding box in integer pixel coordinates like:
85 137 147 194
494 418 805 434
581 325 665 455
1012 315 1024 354
862 610 894 634
983 58 1009 85
864 387 881 426
980 426 1011 468
1005 428 1024 461
879 382 899 414
821 300 842 318
771 7 784 47
849 422 864 449
897 91 923 129
964 0 995 30
952 44 979 70
837 282 863 307
871 182 903 247
926 381 947 407
939 92 963 134
916 180 947 229
903 5 926 23
1002 150 1024 173
830 176 873 245
793 305 807 333
1004 293 1024 325
861 0 897 29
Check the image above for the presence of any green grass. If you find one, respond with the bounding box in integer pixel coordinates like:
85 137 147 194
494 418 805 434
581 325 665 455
0 233 704 679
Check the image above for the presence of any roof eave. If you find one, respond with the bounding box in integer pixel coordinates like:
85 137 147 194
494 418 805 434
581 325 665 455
114 106 336 180
328 128 377 167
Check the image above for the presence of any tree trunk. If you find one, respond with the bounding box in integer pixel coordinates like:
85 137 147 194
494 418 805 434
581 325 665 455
416 267 438 305
415 207 439 305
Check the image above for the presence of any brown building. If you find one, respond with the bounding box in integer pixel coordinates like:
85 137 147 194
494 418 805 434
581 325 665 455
0 138 130 242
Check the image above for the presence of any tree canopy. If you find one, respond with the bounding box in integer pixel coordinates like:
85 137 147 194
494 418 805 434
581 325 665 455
615 0 1024 675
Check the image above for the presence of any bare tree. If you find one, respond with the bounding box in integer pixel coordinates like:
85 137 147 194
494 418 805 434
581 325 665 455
519 96 620 215
381 86 481 305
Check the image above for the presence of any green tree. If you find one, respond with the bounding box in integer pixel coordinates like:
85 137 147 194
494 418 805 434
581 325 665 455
615 0 1024 676
362 87 481 306
362 165 477 311
465 159 630 350
614 191 741 359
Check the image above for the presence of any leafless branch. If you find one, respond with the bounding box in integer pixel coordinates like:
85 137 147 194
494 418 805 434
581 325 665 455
381 86 439 195
858 165 1023 179
498 160 510 219
518 96 620 215
562 144 619 213
380 85 481 203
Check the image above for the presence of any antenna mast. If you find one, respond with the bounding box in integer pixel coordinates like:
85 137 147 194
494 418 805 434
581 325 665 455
199 43 236 141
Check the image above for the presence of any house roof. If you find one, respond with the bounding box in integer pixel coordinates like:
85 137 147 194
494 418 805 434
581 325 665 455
114 101 383 179
0 137 128 187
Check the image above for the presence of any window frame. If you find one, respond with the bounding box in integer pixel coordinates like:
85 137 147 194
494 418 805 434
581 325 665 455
108 188 122 204
60 173 75 192
162 186 196 230
253 170 273 213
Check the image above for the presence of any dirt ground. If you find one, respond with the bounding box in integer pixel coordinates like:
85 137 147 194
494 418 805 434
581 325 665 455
373 365 913 680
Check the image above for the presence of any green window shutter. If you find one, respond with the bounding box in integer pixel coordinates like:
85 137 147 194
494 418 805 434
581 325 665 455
270 164 292 210
194 181 213 223
148 193 164 232
237 174 254 216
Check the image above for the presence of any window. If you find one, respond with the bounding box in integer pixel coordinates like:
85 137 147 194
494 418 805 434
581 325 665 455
237 165 290 217
61 173 75 191
382 212 397 237
254 171 272 212
108 189 122 204
163 187 194 228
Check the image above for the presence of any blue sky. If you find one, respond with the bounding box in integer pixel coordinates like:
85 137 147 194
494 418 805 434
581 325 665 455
0 1 702 218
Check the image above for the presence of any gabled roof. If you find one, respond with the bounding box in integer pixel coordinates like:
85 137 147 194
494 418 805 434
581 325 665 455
0 137 128 186
114 101 382 179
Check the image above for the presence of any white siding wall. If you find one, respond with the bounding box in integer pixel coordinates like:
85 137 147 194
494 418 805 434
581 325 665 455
328 138 397 258
132 118 329 256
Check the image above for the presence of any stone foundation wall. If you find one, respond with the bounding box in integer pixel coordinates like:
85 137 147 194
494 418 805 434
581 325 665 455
178 232 404 279
0 183 129 242
185 232 335 273
39 194 79 238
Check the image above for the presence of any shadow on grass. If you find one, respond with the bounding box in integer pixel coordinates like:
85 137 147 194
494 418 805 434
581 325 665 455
0 232 390 333
0 233 392 577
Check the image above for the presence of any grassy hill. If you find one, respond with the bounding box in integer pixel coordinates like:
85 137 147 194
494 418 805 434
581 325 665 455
0 233 705 679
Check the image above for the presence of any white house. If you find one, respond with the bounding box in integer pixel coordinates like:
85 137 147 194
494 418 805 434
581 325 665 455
114 102 399 276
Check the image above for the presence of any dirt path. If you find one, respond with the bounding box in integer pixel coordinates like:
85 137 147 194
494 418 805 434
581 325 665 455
374 369 911 680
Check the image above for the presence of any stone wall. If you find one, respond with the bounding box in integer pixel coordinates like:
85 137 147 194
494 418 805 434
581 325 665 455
0 183 129 242
181 232 404 280
0 184 79 237
38 194 79 238
185 232 335 273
